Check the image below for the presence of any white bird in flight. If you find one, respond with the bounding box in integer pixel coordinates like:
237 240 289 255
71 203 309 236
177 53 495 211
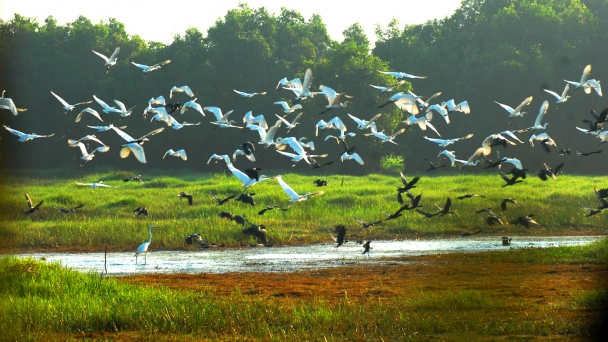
528 100 549 131
204 106 234 124
227 163 274 189
113 99 136 117
275 113 303 133
409 90 442 108
111 126 164 163
163 149 187 160
369 80 405 93
364 128 406 145
348 113 381 131
341 152 364 165
93 95 120 114
583 79 602 96
180 98 205 116
170 86 194 99
424 134 473 147
169 116 200 130
378 70 427 79
243 111 268 130
275 175 324 203
234 90 267 98
3 124 54 142
379 93 419 114
68 135 106 147
319 85 352 114
282 68 317 100
274 101 302 114
72 142 110 163
403 114 441 137
438 150 457 167
543 83 570 103
494 96 533 118
87 124 126 132
564 64 591 91
75 181 116 189
0 91 27 116
50 91 92 113
247 120 282 147
92 47 120 72
131 60 171 73
75 108 104 123
443 99 471 114
207 154 231 164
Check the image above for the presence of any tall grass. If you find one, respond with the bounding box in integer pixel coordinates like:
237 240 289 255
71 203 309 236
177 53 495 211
1 171 606 251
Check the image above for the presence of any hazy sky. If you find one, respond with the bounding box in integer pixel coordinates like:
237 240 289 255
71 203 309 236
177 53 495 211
1 0 462 45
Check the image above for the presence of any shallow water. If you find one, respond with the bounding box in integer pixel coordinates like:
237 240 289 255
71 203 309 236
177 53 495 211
16 235 604 276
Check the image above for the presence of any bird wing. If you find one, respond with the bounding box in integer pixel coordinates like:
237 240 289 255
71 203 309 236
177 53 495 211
560 83 570 98
131 62 149 70
76 142 88 157
108 47 120 62
92 50 109 62
319 85 337 104
234 90 249 97
263 120 282 143
534 101 549 127
543 89 561 100
123 143 146 163
498 172 511 183
274 101 291 112
302 68 313 93
3 125 25 138
227 163 253 185
138 127 165 140
113 99 127 112
25 193 33 208
276 176 300 200
203 107 224 122
50 91 70 107
182 99 203 115
494 101 515 115
163 149 174 159
93 95 117 112
513 96 533 113
180 85 194 97
580 64 592 84
153 60 171 67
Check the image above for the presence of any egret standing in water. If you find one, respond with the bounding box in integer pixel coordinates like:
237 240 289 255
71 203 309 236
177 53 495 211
135 225 156 264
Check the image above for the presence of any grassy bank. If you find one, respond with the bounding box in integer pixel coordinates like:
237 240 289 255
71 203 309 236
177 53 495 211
1 238 607 341
1 170 607 252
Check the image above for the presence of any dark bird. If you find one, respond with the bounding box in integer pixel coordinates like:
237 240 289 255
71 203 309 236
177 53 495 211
594 187 608 209
232 215 248 225
595 187 608 199
558 147 571 156
310 159 334 169
53 204 84 214
435 198 453 216
242 223 267 245
499 171 524 187
178 192 193 205
235 193 256 206
210 193 235 206
576 150 602 156
185 233 203 246
539 139 553 153
218 211 234 220
24 193 43 215
505 168 527 179
243 168 262 181
340 140 355 154
475 207 495 215
484 158 504 169
502 236 512 246
354 216 383 229
581 204 603 217
461 229 481 236
361 240 372 255
331 225 348 247
500 198 519 211
313 179 327 187
165 102 182 114
485 215 505 226
234 141 256 162
403 192 423 209
537 162 564 181
416 208 438 218
424 157 446 172
382 204 410 220
510 214 538 228
590 108 608 125
457 193 485 200
123 175 144 183
133 207 148 216
258 206 289 215
397 173 420 194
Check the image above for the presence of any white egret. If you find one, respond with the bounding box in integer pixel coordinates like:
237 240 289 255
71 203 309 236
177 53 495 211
131 60 171 73
170 85 194 98
494 96 533 118
144 96 166 117
276 76 300 90
3 124 54 143
403 114 441 137
50 91 92 113
480 134 517 156
409 90 442 108
275 137 317 165
247 120 282 147
454 148 483 167
72 142 110 163
111 126 164 163
378 70 427 79
75 181 116 189
348 113 381 131
319 85 352 114
243 111 268 130
68 135 106 146
529 132 556 148
274 101 302 114
364 128 406 145
424 134 473 147
576 126 600 136
275 113 303 133
135 225 156 264
500 157 523 170
340 152 364 165
543 83 570 103
211 121 243 129
427 103 450 123
207 154 231 164
149 107 172 126
93 95 120 114
379 92 419 114
227 163 274 189
564 64 592 91
369 80 405 93
92 47 120 72
276 150 328 166
0 91 27 116
180 98 205 116
282 68 316 100
443 99 470 114
528 101 549 131
169 116 200 130
87 124 126 132
298 137 315 151
163 149 187 160
204 106 234 124
234 89 267 97
584 79 602 96
75 108 104 123
275 175 324 203
499 129 528 143
113 99 136 117
438 150 457 167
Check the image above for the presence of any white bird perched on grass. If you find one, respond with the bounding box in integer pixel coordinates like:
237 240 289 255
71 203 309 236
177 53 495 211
426 103 450 124
207 154 231 164
75 108 104 123
583 79 602 96
275 175 324 203
68 135 106 146
378 92 419 114
348 113 381 131
243 111 268 130
93 95 120 114
369 80 405 93
113 99 136 117
364 128 406 145
378 70 426 79
180 98 204 116
169 115 200 130
3 124 54 143
247 120 282 147
163 149 187 160
544 83 570 103
131 60 171 73
409 90 442 108
565 64 592 91
170 85 194 98
341 152 364 165
87 124 126 132
0 91 27 116
528 101 550 131
111 126 164 163
204 106 234 124
494 96 533 118
438 150 457 167
275 113 303 133
92 47 120 72
443 99 470 114
50 91 92 113
319 85 353 114
227 163 274 189
75 181 117 189
72 142 110 163
403 114 441 137
135 225 156 264
234 90 267 98
424 134 473 147
274 101 302 114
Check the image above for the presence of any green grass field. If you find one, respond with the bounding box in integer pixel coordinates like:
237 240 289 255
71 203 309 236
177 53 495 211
1 170 606 252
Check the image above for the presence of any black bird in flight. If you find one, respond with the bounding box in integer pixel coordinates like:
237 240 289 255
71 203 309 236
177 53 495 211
558 147 571 156
485 215 505 226
576 150 602 157
500 198 519 211
416 208 437 218
232 215 248 225
242 223 267 245
382 204 410 220
457 193 485 200
236 193 256 206
403 192 423 209
537 162 564 181
510 214 539 228
244 168 262 181
505 168 527 180
258 206 289 215
54 204 84 214
424 157 446 172
218 211 234 220
353 216 383 230
361 240 372 255
24 193 43 215
499 171 524 187
475 207 495 215
435 198 453 216
331 225 348 247
210 193 235 206
178 192 193 205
